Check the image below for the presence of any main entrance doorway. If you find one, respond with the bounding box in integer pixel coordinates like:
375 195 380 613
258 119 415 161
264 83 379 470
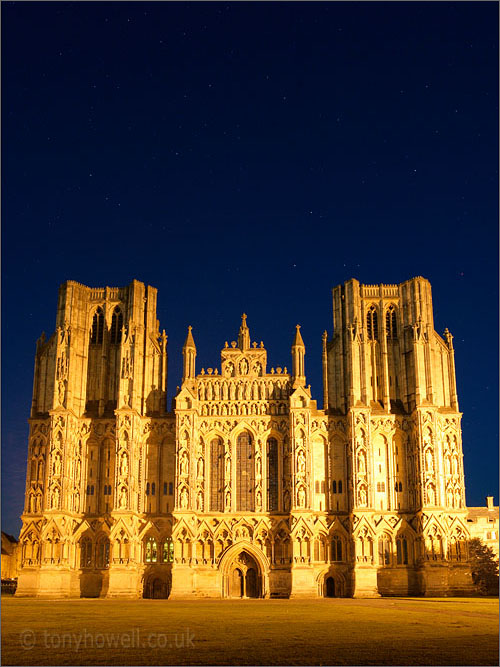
228 552 260 598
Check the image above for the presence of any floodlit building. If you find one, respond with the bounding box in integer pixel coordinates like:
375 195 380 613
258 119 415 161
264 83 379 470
467 497 499 558
16 277 474 598
1 532 19 580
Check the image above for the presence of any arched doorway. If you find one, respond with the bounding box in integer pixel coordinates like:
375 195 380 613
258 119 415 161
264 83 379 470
227 552 261 598
325 576 335 598
143 575 170 599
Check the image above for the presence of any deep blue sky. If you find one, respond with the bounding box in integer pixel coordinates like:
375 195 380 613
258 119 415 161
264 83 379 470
2 2 498 535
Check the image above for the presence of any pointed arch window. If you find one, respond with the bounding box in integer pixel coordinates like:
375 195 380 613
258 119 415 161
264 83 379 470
331 535 343 561
267 438 278 511
378 535 392 566
210 438 224 511
110 307 123 344
162 537 174 563
366 306 378 341
236 431 255 512
90 307 104 345
145 537 158 563
80 538 93 568
96 537 110 568
396 536 409 564
386 305 398 340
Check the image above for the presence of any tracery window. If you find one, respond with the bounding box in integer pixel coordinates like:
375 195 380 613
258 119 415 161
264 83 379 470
236 431 255 512
90 307 104 345
162 537 174 563
145 537 158 563
366 306 378 341
332 480 337 494
378 535 391 566
80 538 93 568
96 537 110 568
267 438 278 511
110 307 123 344
210 438 224 511
396 537 409 564
385 305 398 339
331 535 343 561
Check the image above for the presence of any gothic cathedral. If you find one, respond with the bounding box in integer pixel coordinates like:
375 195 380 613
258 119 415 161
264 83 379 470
16 277 473 598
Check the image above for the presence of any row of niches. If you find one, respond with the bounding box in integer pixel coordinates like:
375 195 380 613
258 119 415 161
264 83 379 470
201 360 289 378
199 402 289 416
196 380 290 401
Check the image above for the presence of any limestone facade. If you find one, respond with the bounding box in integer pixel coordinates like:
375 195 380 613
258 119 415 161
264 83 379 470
467 497 499 558
16 277 473 598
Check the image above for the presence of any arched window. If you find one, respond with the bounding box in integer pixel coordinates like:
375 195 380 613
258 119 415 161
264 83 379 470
162 537 174 563
398 481 403 492
90 307 104 345
378 535 391 566
110 307 123 344
385 305 398 339
236 431 255 512
96 537 110 568
210 438 224 511
396 537 409 564
145 537 158 563
338 480 343 494
332 480 337 494
366 306 378 341
151 482 156 496
267 438 278 511
80 538 93 568
331 535 343 561
146 482 150 496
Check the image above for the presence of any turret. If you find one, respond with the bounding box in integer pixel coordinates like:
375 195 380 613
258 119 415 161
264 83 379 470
238 313 250 351
182 326 196 381
291 325 306 388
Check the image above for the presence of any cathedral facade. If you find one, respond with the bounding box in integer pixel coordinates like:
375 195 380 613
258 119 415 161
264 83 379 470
16 277 473 598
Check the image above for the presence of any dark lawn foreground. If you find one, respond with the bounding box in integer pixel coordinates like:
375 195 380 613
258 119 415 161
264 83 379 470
1 597 498 666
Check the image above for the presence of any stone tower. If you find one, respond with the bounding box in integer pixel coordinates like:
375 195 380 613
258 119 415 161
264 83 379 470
16 277 472 598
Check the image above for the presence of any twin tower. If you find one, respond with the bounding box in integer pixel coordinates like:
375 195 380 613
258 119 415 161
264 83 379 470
17 277 472 599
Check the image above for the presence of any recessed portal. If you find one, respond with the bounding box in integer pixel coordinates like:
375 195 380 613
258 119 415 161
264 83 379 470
227 552 260 598
325 576 335 598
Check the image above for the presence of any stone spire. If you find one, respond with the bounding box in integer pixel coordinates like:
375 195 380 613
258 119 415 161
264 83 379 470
292 324 306 388
238 313 250 351
182 326 196 380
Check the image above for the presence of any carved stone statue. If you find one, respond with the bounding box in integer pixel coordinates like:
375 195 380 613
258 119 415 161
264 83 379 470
53 453 62 477
197 457 204 479
283 490 291 512
120 452 128 477
297 486 306 507
240 358 249 375
225 457 231 479
196 491 204 511
425 449 434 472
359 487 367 506
180 488 189 509
119 486 127 509
297 450 306 473
52 486 60 509
180 452 189 476
357 451 366 473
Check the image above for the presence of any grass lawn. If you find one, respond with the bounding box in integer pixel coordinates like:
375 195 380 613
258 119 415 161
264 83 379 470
1 597 498 666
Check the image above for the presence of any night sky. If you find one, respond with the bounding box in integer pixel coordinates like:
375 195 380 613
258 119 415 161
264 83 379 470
2 2 498 535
